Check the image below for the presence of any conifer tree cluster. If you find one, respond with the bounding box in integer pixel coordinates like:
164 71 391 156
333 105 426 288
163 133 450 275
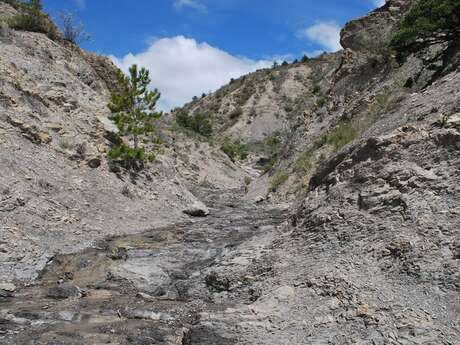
391 0 460 51
107 65 161 171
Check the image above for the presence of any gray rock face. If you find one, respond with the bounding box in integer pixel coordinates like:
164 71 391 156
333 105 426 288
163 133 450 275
340 0 415 52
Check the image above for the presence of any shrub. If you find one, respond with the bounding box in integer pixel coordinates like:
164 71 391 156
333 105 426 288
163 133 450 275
8 0 58 40
284 105 293 113
59 11 90 44
368 88 392 119
270 172 288 192
316 95 329 108
229 106 243 120
221 138 248 162
390 0 460 51
319 121 359 151
176 111 213 137
295 149 314 174
265 135 281 149
58 138 73 150
262 157 276 173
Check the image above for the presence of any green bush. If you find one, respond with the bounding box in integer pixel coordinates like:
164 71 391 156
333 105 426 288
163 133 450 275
316 95 329 108
390 0 460 51
176 111 213 137
318 121 359 151
262 157 276 173
270 172 288 192
8 0 59 40
295 149 314 174
312 84 321 95
221 138 248 162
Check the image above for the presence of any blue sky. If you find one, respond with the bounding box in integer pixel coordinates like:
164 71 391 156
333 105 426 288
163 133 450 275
42 0 385 110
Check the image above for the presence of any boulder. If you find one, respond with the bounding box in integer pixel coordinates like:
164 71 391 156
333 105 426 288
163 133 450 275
0 283 16 292
183 200 209 217
0 283 16 298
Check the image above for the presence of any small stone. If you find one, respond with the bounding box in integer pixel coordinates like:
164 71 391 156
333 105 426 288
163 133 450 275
87 156 101 168
45 123 63 132
96 143 107 153
37 132 52 144
449 208 460 215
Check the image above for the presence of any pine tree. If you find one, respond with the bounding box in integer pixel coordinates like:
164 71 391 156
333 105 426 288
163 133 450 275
108 64 161 170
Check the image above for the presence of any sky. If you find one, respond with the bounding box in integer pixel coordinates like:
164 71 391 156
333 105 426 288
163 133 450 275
42 0 386 110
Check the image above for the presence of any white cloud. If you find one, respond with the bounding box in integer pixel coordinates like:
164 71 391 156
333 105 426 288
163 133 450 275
111 36 272 111
303 50 325 58
372 0 386 7
297 21 342 52
174 0 207 12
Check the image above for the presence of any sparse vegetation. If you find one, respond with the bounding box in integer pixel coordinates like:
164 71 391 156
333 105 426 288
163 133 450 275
250 134 283 173
229 106 243 120
316 95 329 108
221 138 248 162
262 157 276 173
312 84 321 95
59 11 90 44
107 64 161 170
58 138 73 150
8 0 59 40
294 149 315 174
390 0 460 51
0 20 10 37
270 172 288 192
175 111 213 137
318 121 360 151
235 82 256 106
368 88 393 119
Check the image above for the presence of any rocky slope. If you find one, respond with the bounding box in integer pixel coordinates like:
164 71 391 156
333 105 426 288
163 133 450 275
0 1 248 282
0 0 459 344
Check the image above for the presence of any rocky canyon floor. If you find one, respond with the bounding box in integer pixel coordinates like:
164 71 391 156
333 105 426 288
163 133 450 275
0 187 291 344
1 186 459 344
